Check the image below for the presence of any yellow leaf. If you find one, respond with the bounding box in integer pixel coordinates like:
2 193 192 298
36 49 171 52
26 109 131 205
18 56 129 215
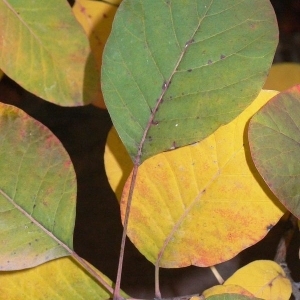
104 126 133 201
224 260 292 300
0 257 119 299
120 90 286 268
73 0 121 109
264 63 300 91
203 284 255 298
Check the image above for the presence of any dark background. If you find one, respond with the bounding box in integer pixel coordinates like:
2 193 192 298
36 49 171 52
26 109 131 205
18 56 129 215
0 1 299 298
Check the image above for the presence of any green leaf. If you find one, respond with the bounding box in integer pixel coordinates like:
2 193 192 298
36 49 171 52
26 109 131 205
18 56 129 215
249 85 300 219
0 0 99 106
102 0 278 163
0 103 76 270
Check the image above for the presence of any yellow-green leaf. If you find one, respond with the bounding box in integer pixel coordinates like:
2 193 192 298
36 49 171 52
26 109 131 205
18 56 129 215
120 90 286 268
0 0 99 106
264 63 300 92
203 284 254 298
224 260 292 300
0 257 120 299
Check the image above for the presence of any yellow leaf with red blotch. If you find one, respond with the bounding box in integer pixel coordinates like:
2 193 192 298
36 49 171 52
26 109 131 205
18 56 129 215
73 0 121 108
203 284 255 298
0 257 127 299
264 63 300 91
119 90 286 268
224 260 291 300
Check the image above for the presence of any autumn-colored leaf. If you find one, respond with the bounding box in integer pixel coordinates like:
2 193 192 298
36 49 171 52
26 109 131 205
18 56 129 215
264 63 300 91
73 0 121 109
119 90 285 268
206 295 262 300
0 257 125 300
203 284 254 298
102 0 278 162
224 260 292 300
249 85 300 219
0 103 76 270
0 0 99 106
104 126 133 201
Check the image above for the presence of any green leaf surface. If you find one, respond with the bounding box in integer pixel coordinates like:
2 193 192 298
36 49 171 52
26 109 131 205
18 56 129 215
0 103 76 270
249 85 300 218
102 0 278 163
0 0 99 106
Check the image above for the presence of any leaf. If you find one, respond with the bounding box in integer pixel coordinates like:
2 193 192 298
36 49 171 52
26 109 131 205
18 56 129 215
104 126 133 201
120 90 286 268
249 85 300 218
224 260 292 300
0 103 76 270
206 295 262 300
73 0 121 109
0 257 125 300
264 63 300 91
102 0 278 163
0 0 99 106
203 284 255 298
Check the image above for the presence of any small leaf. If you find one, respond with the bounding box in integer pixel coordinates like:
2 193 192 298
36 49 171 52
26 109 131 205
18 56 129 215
102 0 278 162
0 103 76 270
264 63 300 91
0 257 123 299
73 0 120 109
120 90 285 268
203 284 255 298
0 0 99 106
249 85 300 218
224 260 292 300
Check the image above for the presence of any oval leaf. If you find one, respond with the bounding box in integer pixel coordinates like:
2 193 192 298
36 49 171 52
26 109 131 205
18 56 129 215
203 284 255 298
102 0 278 162
0 257 125 299
0 103 76 270
224 260 292 300
206 295 262 300
249 85 300 218
120 90 286 268
0 0 99 106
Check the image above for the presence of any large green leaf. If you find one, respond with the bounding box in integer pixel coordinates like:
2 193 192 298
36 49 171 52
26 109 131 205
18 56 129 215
0 0 99 106
0 103 76 270
249 85 300 219
102 0 278 163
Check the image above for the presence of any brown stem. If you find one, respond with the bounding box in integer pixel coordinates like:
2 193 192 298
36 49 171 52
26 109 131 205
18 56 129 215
113 162 140 300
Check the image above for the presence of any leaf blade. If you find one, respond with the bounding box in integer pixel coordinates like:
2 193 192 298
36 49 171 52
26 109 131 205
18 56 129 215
249 85 300 218
0 103 76 270
0 0 99 106
102 0 278 162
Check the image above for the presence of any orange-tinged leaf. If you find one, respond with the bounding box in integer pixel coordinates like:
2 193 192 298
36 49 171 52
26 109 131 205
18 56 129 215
224 260 292 300
120 90 286 268
0 257 121 299
104 126 133 201
73 0 121 109
264 63 300 92
203 284 254 298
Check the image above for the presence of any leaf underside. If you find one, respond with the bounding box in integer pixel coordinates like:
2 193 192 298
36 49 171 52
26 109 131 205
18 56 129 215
102 0 278 163
0 0 99 106
0 103 76 270
249 85 300 219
